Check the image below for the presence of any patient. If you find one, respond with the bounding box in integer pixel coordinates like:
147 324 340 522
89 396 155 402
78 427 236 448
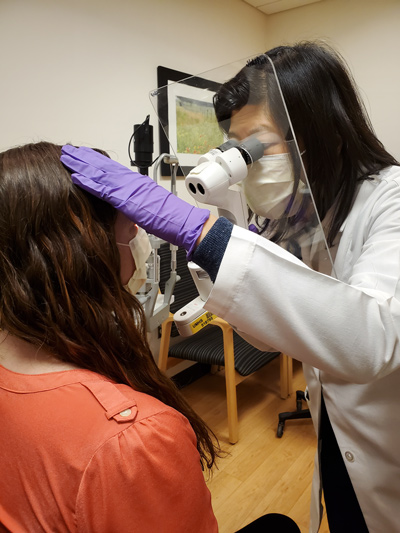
0 142 219 532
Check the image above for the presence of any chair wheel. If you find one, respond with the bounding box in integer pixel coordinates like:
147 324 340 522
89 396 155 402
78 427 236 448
276 422 284 438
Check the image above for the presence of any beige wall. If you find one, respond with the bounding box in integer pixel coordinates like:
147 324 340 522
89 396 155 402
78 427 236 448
0 0 269 163
1 0 398 163
261 0 400 158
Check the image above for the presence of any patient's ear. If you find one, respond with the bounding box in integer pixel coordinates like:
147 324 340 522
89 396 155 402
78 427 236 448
131 224 139 239
114 213 139 284
114 212 138 244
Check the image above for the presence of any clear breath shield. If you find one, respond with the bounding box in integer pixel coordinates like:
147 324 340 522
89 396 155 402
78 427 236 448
150 56 335 276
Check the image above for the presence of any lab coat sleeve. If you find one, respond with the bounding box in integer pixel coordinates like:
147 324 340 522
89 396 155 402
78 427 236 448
205 178 400 383
75 409 217 533
193 218 277 352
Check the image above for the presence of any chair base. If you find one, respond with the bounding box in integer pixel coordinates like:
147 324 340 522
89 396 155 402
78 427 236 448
276 390 311 438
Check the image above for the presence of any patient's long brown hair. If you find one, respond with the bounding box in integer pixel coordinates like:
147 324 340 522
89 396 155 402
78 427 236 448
0 141 220 469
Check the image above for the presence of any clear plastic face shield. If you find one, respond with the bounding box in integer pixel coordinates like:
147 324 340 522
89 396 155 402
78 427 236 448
150 56 335 275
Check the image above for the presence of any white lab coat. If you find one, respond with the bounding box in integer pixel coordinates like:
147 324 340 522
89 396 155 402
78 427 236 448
206 165 400 533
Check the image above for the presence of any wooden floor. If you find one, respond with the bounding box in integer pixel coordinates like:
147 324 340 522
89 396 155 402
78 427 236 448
180 358 329 533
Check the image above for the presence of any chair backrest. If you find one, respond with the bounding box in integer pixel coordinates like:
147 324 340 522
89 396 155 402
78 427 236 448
158 243 199 336
158 243 280 374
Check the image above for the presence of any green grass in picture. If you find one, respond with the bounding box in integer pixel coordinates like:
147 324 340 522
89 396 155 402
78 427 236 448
176 96 224 155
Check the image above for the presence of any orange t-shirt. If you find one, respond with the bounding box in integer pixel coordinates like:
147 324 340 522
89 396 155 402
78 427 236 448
0 365 218 532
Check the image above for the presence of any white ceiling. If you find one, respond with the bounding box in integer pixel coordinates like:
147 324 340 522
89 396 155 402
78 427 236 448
243 0 323 15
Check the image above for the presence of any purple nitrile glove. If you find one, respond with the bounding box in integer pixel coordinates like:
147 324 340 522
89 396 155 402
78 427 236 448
61 145 210 257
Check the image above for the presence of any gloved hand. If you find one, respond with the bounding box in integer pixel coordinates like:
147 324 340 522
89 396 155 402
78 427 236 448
61 145 210 257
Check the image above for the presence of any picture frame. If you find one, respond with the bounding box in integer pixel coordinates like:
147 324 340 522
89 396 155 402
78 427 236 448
156 66 223 176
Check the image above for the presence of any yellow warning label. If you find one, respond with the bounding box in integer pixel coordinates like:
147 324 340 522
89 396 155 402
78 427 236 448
189 311 217 335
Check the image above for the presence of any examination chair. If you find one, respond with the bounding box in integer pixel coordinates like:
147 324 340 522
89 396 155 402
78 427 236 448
157 243 292 444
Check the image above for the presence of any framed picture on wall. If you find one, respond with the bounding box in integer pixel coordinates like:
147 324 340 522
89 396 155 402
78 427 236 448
156 66 224 176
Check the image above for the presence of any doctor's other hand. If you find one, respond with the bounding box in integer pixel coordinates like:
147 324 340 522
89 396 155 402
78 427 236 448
61 145 212 257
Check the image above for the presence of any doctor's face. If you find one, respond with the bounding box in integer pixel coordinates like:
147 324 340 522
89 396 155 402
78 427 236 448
228 105 287 155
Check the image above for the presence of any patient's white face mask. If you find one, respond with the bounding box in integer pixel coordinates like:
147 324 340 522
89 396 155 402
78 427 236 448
118 227 152 295
243 153 305 220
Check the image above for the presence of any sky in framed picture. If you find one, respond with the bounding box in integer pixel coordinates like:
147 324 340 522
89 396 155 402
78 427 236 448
155 66 224 176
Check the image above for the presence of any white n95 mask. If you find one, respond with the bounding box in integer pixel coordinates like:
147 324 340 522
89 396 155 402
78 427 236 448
243 153 304 220
118 227 152 295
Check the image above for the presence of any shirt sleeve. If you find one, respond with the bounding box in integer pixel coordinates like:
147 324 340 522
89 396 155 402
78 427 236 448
75 409 217 533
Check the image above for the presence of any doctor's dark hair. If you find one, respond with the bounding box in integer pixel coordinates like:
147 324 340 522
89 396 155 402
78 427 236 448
0 142 220 469
214 41 398 246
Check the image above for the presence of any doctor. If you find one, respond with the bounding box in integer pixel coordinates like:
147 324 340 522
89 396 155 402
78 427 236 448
61 42 400 533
